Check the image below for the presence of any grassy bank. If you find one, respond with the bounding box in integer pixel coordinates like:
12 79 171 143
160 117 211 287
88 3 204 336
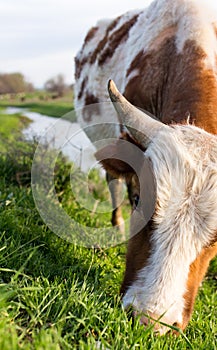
0 91 74 119
0 110 216 349
0 107 31 151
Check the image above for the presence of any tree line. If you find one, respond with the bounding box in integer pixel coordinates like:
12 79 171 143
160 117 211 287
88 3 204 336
0 72 72 97
0 73 34 94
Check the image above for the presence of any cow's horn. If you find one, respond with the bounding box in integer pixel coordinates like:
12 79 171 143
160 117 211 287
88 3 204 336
108 80 167 146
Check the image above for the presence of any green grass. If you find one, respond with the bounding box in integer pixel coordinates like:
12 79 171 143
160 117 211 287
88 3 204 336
9 101 74 119
0 108 29 136
0 92 74 119
0 108 31 151
0 108 216 349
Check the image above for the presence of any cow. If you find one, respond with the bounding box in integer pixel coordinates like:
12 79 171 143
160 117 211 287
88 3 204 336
74 0 217 333
96 80 217 334
74 0 217 233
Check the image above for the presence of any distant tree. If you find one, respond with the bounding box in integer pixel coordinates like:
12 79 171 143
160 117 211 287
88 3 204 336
0 73 34 94
44 74 67 97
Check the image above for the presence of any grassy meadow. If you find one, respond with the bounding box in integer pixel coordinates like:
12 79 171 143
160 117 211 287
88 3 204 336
0 104 216 349
0 91 74 119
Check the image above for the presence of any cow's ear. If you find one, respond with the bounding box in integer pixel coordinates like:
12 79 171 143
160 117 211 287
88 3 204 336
95 142 135 178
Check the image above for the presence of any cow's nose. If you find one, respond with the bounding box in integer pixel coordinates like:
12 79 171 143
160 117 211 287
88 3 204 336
133 311 171 335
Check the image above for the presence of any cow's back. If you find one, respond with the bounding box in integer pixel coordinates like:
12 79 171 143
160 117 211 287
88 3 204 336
74 9 143 142
74 0 217 140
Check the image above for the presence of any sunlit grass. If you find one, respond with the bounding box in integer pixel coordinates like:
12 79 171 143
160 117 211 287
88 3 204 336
0 107 216 349
0 109 31 152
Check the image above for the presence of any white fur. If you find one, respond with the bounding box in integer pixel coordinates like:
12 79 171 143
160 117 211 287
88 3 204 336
123 125 217 330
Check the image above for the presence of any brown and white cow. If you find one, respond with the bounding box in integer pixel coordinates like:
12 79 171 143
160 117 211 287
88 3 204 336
74 0 217 333
97 80 217 334
75 0 217 231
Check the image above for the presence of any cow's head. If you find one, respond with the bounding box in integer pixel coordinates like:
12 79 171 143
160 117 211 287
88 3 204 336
96 80 217 334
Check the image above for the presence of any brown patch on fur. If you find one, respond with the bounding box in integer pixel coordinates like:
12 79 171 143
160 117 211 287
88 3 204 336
82 93 100 122
84 93 99 106
95 135 148 180
180 242 217 330
83 26 98 47
75 14 139 78
120 171 156 295
90 16 121 64
120 222 154 295
107 17 122 31
149 25 177 51
95 142 135 178
98 14 140 66
125 38 217 134
77 77 88 100
74 56 89 80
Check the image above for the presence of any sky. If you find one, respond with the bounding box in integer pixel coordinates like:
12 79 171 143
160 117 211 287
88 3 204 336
0 0 152 88
1 0 217 88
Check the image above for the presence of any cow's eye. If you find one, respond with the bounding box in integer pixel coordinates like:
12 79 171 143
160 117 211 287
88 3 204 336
133 194 140 209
